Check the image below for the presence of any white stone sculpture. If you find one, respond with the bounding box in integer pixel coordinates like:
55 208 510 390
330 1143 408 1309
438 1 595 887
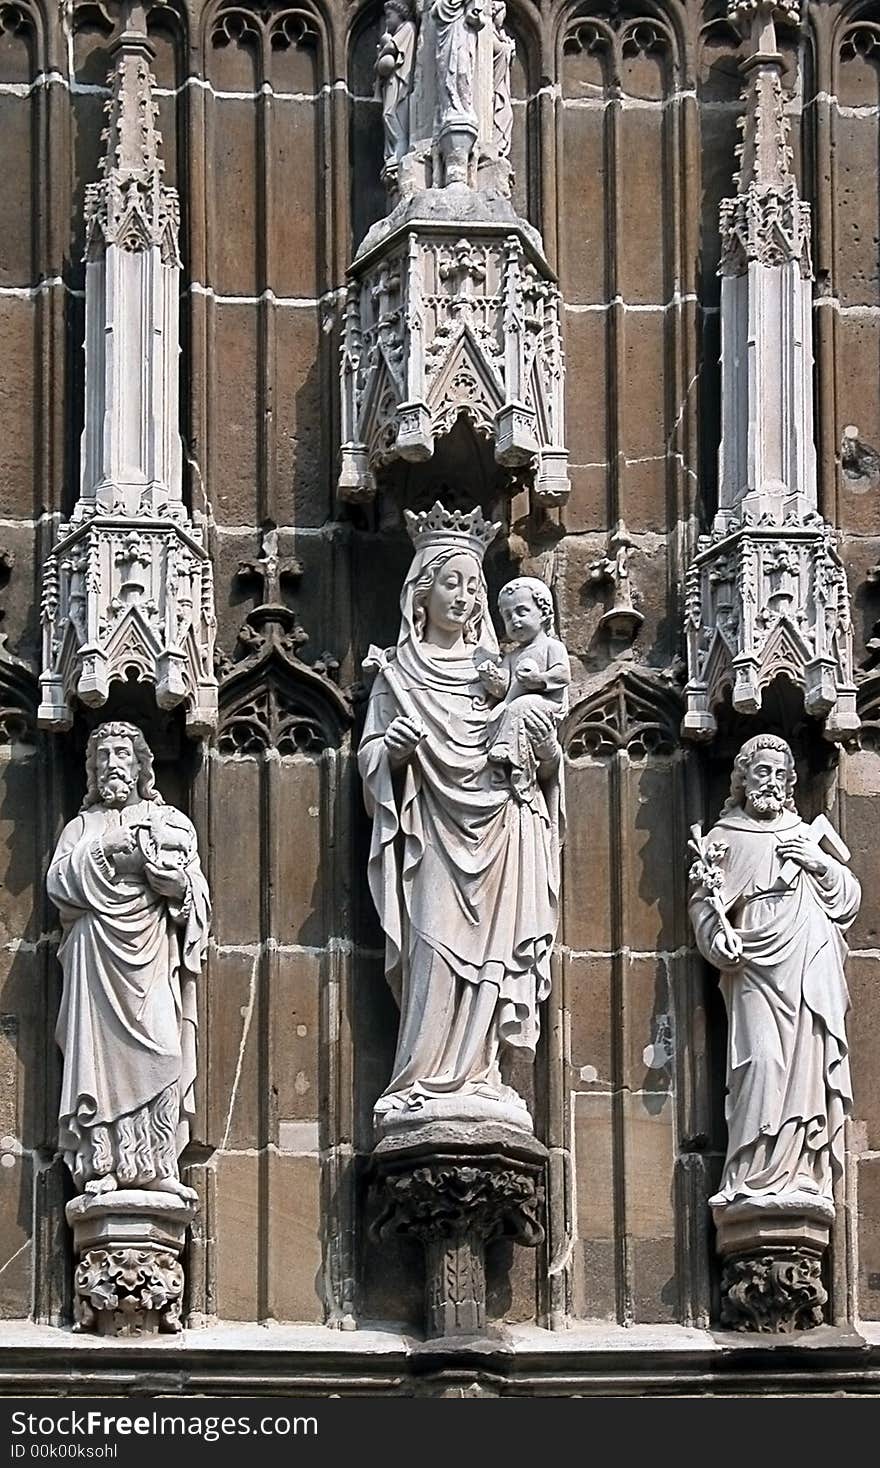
433 0 484 184
490 1 515 160
37 4 217 737
688 734 859 1329
478 576 571 805
682 0 857 742
48 720 210 1332
359 504 565 1133
376 0 417 185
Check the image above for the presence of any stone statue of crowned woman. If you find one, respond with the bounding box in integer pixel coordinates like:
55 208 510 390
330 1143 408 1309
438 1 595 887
359 503 566 1134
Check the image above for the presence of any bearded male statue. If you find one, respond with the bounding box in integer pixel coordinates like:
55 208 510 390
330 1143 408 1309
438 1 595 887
48 722 210 1200
689 735 859 1221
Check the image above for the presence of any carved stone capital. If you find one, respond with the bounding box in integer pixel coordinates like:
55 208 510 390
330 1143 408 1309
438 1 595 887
720 1248 827 1333
371 1125 547 1338
73 1245 185 1336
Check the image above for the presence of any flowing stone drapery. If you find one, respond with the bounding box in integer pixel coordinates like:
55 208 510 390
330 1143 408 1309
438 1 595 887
358 504 565 1134
688 734 860 1330
47 721 211 1335
49 798 210 1192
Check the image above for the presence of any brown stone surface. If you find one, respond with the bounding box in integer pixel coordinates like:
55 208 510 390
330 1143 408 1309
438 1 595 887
272 307 327 527
208 304 260 525
618 759 683 952
0 95 34 284
621 954 674 1094
558 106 607 305
205 947 262 1152
269 951 320 1129
560 760 612 953
266 1152 322 1322
0 301 36 520
574 1091 614 1244
618 312 668 534
565 953 612 1092
617 107 667 306
833 110 880 309
858 1155 880 1321
0 1151 32 1319
212 1151 261 1321
836 316 880 536
622 1091 675 1241
208 758 263 945
560 312 609 535
845 955 880 1151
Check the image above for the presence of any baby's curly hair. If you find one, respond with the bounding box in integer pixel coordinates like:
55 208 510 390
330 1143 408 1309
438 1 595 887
497 576 555 634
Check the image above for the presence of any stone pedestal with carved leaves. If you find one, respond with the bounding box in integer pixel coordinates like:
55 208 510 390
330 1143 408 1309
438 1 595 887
371 1123 546 1340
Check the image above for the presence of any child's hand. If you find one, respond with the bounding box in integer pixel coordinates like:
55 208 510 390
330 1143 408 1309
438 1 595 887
478 662 508 698
515 658 543 690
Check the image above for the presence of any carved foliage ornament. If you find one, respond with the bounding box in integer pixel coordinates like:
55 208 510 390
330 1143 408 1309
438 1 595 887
74 1246 185 1336
720 1249 826 1334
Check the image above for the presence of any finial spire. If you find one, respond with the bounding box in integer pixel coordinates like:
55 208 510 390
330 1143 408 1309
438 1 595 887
85 0 178 263
729 1 801 192
101 2 161 180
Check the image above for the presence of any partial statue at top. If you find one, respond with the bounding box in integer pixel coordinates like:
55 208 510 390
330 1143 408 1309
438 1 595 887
342 0 568 508
688 734 859 1330
374 0 514 197
359 504 566 1133
376 0 417 188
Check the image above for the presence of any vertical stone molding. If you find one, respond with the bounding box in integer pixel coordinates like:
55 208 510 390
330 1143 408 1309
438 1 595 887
37 2 217 737
338 4 569 506
683 1 857 742
688 735 860 1331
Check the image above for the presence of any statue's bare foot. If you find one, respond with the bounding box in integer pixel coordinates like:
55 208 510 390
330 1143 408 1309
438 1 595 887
84 1174 117 1196
152 1176 198 1202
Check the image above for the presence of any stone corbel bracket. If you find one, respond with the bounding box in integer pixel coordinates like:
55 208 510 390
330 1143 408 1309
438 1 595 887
370 1121 547 1340
587 519 644 650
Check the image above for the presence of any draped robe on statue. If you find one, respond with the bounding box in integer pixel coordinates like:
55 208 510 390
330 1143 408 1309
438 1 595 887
689 806 859 1207
359 544 564 1127
48 799 211 1189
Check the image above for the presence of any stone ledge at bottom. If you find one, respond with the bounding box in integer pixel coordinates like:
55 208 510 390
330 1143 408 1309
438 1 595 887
0 1320 879 1396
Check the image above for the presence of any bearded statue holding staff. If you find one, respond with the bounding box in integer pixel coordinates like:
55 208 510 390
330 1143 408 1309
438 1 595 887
688 734 860 1330
359 503 565 1135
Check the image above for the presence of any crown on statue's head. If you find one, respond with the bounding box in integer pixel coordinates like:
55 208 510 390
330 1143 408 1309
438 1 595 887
404 501 501 560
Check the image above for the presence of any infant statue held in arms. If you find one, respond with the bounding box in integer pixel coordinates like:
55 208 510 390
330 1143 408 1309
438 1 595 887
48 722 211 1200
359 503 566 1134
